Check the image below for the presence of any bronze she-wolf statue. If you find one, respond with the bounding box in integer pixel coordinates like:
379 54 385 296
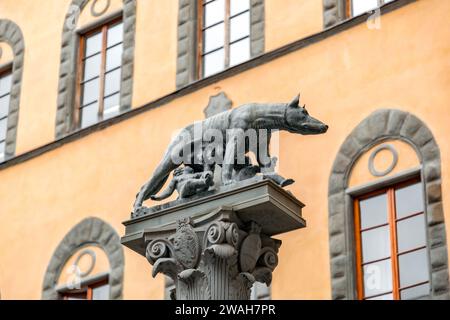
133 94 328 214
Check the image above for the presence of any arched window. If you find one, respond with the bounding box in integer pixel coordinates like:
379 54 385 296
42 217 124 300
328 109 450 300
0 19 25 162
55 0 136 138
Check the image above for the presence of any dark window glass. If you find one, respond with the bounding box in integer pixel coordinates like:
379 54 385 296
400 283 430 300
361 225 391 263
356 179 430 300
363 259 392 298
397 214 427 253
398 248 429 288
395 182 424 219
0 70 12 161
201 0 251 77
85 32 102 57
0 73 12 96
359 193 388 229
79 21 123 128
0 94 11 118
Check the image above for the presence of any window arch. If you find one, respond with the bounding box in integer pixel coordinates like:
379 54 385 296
328 109 450 299
0 19 25 161
55 0 136 138
42 217 125 300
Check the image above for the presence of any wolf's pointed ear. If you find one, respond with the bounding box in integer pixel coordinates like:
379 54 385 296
288 94 300 108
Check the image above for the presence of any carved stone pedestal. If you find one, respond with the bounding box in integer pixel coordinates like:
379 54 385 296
121 178 306 300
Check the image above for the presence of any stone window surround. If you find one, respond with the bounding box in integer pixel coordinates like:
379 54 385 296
42 217 125 300
55 0 136 139
0 19 25 161
322 0 408 28
176 0 265 89
328 109 450 300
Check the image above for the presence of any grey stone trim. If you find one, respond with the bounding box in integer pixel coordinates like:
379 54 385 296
176 0 265 89
323 0 347 28
203 91 232 118
328 109 450 300
55 0 136 139
0 19 25 160
42 217 125 300
250 0 265 57
176 0 199 89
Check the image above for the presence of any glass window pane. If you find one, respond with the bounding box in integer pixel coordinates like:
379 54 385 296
0 118 7 141
363 259 393 298
92 284 110 300
203 23 225 53
106 44 123 71
85 32 102 57
230 38 250 67
107 23 123 47
103 93 120 119
397 214 427 253
399 248 429 288
82 78 100 106
83 53 102 81
230 12 250 42
204 0 225 27
395 182 424 219
366 293 393 300
361 225 391 263
352 0 378 16
0 94 10 118
230 0 250 16
104 69 121 96
0 141 5 161
203 49 225 77
359 193 388 230
400 282 430 300
0 73 12 96
81 102 99 128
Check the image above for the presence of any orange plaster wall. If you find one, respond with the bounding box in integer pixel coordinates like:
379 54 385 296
0 0 449 300
265 0 323 51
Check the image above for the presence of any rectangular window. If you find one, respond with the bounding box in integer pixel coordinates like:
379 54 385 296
77 19 123 129
0 68 12 161
346 0 395 18
63 279 110 300
199 0 251 78
354 178 430 300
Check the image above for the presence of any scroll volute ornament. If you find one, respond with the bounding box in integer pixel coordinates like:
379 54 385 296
239 223 262 272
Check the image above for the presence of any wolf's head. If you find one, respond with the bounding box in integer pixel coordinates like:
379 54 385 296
285 94 328 135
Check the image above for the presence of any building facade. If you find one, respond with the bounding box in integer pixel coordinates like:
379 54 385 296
0 0 449 300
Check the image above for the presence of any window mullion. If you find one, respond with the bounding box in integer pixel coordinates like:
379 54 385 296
388 188 401 300
224 0 231 69
353 199 364 300
98 25 108 120
75 36 85 129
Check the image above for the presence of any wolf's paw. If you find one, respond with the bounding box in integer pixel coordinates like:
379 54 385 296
280 178 295 188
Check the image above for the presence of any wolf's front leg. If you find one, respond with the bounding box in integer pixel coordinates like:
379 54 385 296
222 131 240 185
